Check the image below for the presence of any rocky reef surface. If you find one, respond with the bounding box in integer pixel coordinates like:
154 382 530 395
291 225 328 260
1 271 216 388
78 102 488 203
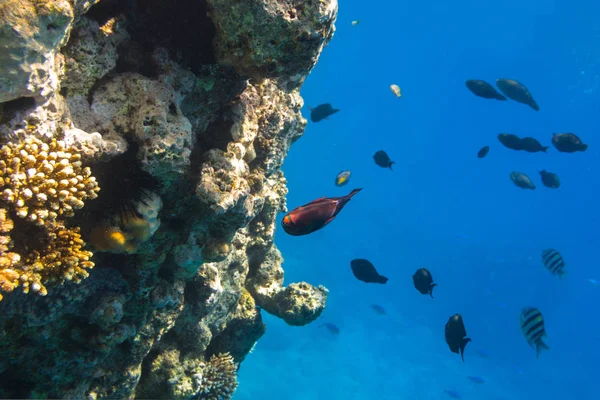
0 0 337 398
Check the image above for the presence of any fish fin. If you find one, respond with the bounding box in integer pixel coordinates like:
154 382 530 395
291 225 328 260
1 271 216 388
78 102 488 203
542 146 549 152
347 188 362 198
308 107 314 111
306 197 327 205
536 341 550 358
429 283 437 298
460 338 471 362
388 161 395 171
580 144 588 151
378 275 389 284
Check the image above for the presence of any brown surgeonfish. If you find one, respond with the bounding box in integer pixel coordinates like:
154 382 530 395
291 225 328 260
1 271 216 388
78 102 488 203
445 314 471 362
465 79 506 100
412 268 437 297
552 133 588 153
520 137 548 153
498 133 524 151
308 103 340 122
373 150 395 170
477 146 490 158
281 188 362 236
496 79 539 111
510 172 535 190
539 170 560 189
350 259 388 284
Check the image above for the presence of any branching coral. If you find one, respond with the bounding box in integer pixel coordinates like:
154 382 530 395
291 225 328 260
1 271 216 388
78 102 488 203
197 353 238 400
0 136 100 227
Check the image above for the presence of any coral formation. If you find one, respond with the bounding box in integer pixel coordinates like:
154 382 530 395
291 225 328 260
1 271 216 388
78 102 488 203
0 0 338 397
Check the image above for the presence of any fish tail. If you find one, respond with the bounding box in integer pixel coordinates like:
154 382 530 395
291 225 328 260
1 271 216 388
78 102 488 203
389 161 395 171
460 337 471 362
429 283 437 298
536 340 550 358
542 146 549 152
347 188 363 198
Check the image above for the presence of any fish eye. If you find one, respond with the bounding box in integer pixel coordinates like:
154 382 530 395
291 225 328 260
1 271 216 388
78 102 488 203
283 215 292 225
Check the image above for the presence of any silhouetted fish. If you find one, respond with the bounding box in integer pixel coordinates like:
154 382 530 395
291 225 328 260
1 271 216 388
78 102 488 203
552 133 588 153
541 249 566 279
520 137 548 153
520 307 549 358
477 146 490 158
350 259 388 284
465 79 506 100
321 322 340 335
282 188 362 236
445 314 471 362
373 150 395 170
444 389 462 399
335 170 351 187
539 170 560 189
412 268 437 297
496 78 539 111
467 376 485 384
498 133 524 151
308 103 339 122
370 304 387 315
510 172 535 190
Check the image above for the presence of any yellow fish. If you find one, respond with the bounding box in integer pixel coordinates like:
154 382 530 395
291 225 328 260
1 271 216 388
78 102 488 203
335 170 351 186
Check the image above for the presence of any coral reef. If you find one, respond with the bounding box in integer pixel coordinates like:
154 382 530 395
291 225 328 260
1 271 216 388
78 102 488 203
0 0 338 398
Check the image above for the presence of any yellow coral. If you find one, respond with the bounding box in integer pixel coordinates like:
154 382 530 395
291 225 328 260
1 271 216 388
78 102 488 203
199 353 238 400
0 136 100 227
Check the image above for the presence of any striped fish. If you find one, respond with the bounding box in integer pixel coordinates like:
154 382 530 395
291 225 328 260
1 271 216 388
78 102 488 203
519 307 550 358
541 249 566 279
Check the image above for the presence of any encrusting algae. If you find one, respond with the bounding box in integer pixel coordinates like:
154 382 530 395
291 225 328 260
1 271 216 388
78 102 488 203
0 135 100 301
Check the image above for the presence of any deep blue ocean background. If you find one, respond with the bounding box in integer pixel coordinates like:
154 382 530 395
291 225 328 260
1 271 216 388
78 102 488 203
237 1 599 399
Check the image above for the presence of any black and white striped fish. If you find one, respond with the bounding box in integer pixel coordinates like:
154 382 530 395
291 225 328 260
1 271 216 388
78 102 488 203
519 307 550 358
541 249 566 279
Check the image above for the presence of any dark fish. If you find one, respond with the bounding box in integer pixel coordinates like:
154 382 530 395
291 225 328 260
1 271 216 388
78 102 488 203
373 150 395 170
520 137 548 153
541 249 566 279
510 172 535 190
445 313 471 362
335 170 351 187
321 322 340 335
467 376 485 384
497 133 524 151
539 170 560 189
465 79 506 100
308 103 339 122
477 146 490 158
281 188 362 236
370 304 387 315
552 133 588 153
443 389 462 399
350 259 388 284
495 78 539 111
412 268 437 297
519 307 550 358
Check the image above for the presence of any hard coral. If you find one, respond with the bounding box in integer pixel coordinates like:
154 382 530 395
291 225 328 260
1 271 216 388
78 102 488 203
0 136 100 227
197 353 238 400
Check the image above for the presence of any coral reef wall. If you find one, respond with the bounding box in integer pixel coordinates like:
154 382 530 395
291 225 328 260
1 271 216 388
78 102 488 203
0 0 337 398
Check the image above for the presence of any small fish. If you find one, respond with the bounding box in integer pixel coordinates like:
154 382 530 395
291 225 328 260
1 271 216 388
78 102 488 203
335 170 351 187
495 78 539 111
519 307 550 358
350 259 388 284
445 314 471 362
541 249 566 279
552 132 588 153
390 84 402 98
475 349 491 359
510 172 535 190
308 103 340 122
321 322 340 334
467 376 485 384
281 188 362 236
539 170 560 189
465 79 506 100
443 389 462 399
412 268 437 297
373 150 395 170
498 133 524 151
477 146 490 158
588 278 599 286
351 20 360 26
370 304 387 315
519 137 548 153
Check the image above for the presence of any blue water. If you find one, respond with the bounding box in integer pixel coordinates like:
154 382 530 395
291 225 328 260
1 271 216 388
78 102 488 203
237 1 600 399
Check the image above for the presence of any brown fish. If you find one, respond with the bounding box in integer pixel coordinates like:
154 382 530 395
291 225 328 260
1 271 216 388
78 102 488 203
445 314 471 362
465 79 506 100
498 133 524 151
496 79 539 111
281 188 362 236
539 170 560 188
520 137 548 153
477 146 490 158
552 133 588 153
510 172 535 190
